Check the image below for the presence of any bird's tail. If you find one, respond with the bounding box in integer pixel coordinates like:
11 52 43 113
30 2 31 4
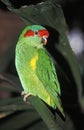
46 88 65 118
53 95 65 118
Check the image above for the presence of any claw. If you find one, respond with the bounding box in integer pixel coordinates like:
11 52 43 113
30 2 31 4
21 91 26 96
23 93 31 102
21 91 31 104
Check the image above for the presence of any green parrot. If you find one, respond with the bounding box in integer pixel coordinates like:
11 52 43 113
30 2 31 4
15 25 65 118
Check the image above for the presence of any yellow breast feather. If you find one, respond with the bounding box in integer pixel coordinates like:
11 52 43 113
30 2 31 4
30 53 38 71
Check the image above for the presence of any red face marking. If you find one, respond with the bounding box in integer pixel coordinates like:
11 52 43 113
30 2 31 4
24 30 35 37
38 30 49 37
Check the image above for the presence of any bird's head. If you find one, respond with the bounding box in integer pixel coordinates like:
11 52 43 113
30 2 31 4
19 25 49 48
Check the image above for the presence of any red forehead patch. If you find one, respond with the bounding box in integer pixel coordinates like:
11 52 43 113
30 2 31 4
24 30 34 37
38 30 49 37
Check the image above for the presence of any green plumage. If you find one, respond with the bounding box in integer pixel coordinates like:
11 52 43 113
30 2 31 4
15 25 65 117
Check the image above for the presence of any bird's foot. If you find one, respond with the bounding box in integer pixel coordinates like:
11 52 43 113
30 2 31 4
21 91 31 103
23 93 31 102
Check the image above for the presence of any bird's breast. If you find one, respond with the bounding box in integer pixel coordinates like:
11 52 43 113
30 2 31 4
15 43 38 73
29 53 38 71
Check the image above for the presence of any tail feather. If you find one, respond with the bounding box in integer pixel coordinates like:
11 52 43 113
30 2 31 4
52 94 65 118
46 87 65 118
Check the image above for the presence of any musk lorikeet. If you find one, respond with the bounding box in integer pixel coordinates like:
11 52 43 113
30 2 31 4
15 25 65 118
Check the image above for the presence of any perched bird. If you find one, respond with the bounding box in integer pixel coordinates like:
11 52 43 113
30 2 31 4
15 25 65 117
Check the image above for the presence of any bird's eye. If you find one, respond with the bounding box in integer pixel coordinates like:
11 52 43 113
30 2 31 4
38 30 49 37
24 30 35 37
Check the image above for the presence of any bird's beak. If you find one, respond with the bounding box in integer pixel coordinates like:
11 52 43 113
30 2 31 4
41 36 48 45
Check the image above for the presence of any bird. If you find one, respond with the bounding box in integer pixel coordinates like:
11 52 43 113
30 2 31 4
15 25 65 118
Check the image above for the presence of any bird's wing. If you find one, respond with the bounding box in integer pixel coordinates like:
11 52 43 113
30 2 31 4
36 48 65 117
36 48 61 98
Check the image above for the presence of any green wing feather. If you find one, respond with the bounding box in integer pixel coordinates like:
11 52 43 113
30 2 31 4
36 48 65 117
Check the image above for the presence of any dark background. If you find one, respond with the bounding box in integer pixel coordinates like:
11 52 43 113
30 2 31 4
0 0 84 130
0 0 84 55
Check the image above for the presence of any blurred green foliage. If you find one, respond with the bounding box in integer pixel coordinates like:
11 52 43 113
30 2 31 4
0 0 84 130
